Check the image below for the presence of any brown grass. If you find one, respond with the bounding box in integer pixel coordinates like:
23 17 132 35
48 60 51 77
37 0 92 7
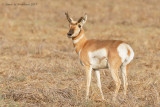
0 0 160 106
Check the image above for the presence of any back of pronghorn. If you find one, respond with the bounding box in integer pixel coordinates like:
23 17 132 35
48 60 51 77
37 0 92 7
65 12 134 100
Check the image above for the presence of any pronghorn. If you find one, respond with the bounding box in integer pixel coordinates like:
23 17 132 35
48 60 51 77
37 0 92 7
65 13 134 100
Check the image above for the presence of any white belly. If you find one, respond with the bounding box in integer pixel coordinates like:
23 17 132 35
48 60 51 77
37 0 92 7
88 48 108 69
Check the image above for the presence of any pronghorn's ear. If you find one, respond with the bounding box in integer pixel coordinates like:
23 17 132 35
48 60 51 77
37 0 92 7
65 12 73 23
78 14 87 25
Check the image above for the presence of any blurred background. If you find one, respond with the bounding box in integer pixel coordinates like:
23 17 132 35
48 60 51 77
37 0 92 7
0 0 160 106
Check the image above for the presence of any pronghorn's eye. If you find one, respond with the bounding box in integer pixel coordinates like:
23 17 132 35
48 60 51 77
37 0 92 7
78 25 81 28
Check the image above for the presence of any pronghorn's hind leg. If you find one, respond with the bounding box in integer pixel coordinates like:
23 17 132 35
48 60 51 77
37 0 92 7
121 64 129 95
110 68 121 100
120 44 134 96
85 66 92 100
108 52 122 100
94 70 105 100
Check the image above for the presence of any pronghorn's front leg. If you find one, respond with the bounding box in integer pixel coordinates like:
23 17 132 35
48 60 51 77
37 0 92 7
94 70 105 100
85 66 92 100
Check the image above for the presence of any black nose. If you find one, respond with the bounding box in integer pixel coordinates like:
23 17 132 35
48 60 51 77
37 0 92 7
67 33 72 36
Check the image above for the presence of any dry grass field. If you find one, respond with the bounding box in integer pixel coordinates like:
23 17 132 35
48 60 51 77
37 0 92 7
0 0 160 106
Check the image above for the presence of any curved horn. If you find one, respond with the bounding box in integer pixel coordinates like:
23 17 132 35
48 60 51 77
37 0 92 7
65 12 73 23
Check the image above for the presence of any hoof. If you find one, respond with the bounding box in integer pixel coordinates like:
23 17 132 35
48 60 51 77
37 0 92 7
85 96 89 101
112 94 117 102
112 96 117 102
124 91 127 96
102 96 105 101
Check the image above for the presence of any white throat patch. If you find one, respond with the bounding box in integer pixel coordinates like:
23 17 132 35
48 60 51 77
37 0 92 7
73 34 84 44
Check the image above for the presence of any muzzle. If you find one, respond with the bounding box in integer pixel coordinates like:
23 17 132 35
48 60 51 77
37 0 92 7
67 33 72 37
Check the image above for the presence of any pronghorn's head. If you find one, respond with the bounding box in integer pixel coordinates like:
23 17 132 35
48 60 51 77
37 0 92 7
65 12 87 38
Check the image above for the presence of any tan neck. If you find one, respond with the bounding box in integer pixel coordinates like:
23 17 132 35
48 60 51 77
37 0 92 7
72 29 87 54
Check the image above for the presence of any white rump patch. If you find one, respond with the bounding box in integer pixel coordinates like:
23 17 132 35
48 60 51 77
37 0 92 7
88 48 108 69
117 43 134 64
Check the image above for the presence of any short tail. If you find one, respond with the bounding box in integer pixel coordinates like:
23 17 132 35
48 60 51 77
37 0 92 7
123 44 134 66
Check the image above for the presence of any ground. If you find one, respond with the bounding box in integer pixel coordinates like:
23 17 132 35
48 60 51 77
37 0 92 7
0 0 160 106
